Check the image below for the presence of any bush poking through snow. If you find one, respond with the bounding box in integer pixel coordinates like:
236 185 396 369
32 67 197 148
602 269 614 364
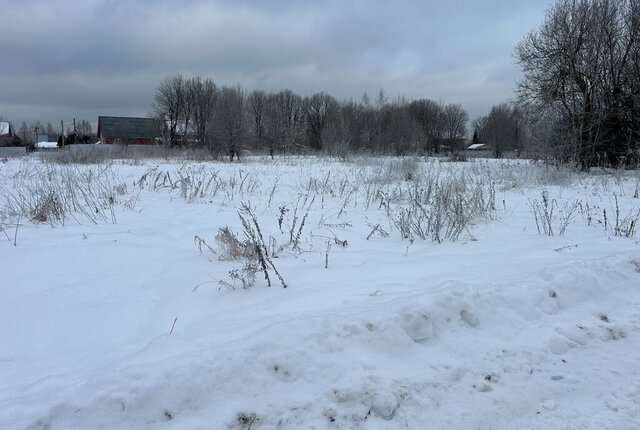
31 193 64 223
214 203 287 289
221 263 259 290
529 190 555 236
277 205 288 233
529 191 639 238
214 227 259 289
238 203 287 288
283 195 314 251
528 190 580 236
389 173 496 243
235 412 260 429
611 195 640 238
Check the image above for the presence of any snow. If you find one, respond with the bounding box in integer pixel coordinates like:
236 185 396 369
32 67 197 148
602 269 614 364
1 156 640 429
0 121 9 136
35 141 58 149
468 143 488 150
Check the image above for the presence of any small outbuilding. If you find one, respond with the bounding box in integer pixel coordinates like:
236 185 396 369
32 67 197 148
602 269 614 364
97 116 160 145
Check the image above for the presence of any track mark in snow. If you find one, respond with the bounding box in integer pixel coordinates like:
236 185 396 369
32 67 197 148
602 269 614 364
474 383 493 393
369 391 398 420
400 312 434 343
542 399 557 411
556 325 589 346
460 309 479 327
547 336 570 354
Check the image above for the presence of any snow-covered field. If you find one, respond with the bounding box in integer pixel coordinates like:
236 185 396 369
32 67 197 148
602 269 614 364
1 155 639 429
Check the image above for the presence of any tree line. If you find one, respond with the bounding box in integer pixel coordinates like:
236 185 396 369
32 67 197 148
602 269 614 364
151 75 470 158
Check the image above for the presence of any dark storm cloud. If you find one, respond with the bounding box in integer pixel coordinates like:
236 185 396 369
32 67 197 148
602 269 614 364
0 0 551 129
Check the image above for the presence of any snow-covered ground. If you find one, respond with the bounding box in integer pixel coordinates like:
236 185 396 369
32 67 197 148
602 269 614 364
1 156 639 429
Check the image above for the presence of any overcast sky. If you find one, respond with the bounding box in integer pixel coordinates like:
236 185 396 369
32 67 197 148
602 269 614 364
0 0 552 131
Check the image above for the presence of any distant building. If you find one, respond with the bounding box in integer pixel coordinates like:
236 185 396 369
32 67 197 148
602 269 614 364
96 116 160 145
0 121 13 145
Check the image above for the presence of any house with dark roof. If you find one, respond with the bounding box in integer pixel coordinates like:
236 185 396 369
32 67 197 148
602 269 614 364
96 116 160 145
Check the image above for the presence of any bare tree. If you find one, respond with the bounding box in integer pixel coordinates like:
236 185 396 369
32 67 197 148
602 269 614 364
384 98 421 155
76 119 92 136
247 90 268 153
338 100 363 154
408 99 445 153
276 89 305 153
521 108 566 160
515 0 640 169
46 122 55 137
153 74 186 146
213 85 245 160
18 121 32 146
305 92 339 152
478 103 523 158
443 103 469 143
187 77 218 150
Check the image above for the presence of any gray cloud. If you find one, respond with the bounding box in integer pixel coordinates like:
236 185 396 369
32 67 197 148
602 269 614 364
0 0 551 129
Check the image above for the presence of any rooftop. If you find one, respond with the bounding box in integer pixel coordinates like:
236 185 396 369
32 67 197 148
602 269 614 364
0 121 10 136
97 116 159 139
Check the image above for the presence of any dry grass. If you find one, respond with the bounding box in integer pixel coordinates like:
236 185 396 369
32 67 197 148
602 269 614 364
0 162 125 226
